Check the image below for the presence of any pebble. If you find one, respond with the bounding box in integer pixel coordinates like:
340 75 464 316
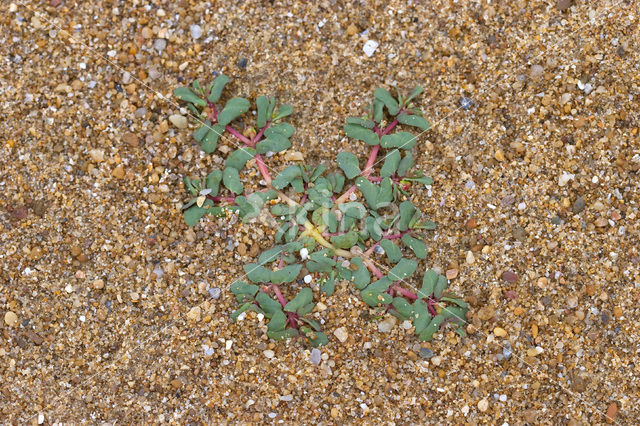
187 306 201 322
208 287 221 299
529 64 544 80
419 348 434 359
378 316 396 333
501 271 518 282
493 327 507 337
466 251 475 265
558 172 574 187
92 279 105 290
89 149 105 162
264 349 275 358
430 356 442 366
527 346 543 357
333 327 349 343
4 311 18 327
190 24 203 40
566 295 578 308
362 40 379 57
112 165 125 179
477 399 489 412
605 402 618 423
460 97 473 110
346 24 359 36
502 342 513 359
284 151 304 162
237 58 248 68
446 269 458 279
153 38 167 53
310 348 321 365
494 149 505 162
557 0 572 11
169 114 188 129
122 133 139 147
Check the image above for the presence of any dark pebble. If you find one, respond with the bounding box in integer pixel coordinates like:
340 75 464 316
572 196 586 214
419 348 434 359
237 58 248 68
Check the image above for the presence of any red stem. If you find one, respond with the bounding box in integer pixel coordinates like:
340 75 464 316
225 125 251 145
362 144 379 176
255 154 272 185
391 284 418 301
363 259 384 279
206 195 236 203
270 285 288 307
252 123 270 147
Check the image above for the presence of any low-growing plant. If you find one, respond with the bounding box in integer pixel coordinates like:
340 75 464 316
174 76 468 347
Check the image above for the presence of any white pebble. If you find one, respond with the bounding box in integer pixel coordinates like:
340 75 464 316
363 40 379 57
264 349 275 358
190 24 203 40
303 274 312 284
558 172 574 187
349 192 357 201
300 248 309 260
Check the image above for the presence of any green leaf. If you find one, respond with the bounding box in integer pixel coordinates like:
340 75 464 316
265 123 295 138
217 97 250 126
434 275 448 299
380 149 401 177
355 177 378 209
273 104 293 120
272 165 302 190
346 117 375 129
297 302 315 316
183 199 213 226
418 314 445 341
380 132 416 150
379 239 402 263
231 280 259 297
398 201 417 231
373 99 384 123
223 167 243 194
270 264 302 284
328 173 345 193
256 133 291 154
344 124 380 146
397 152 414 177
310 164 326 182
230 302 259 322
441 297 469 309
174 87 206 107
337 152 360 179
392 297 414 318
267 310 287 332
406 85 423 103
225 148 255 170
404 174 434 186
441 306 468 324
397 113 430 131
321 273 336 296
351 257 371 290
376 177 393 209
256 95 270 128
366 216 383 241
402 234 427 259
323 211 338 233
207 75 229 103
412 299 431 334
192 80 203 94
193 120 212 142
330 230 359 249
267 329 299 341
301 317 322 332
243 263 271 283
374 88 399 115
421 269 439 297
338 202 367 219
183 176 199 196
199 123 225 154
388 258 417 282
205 170 222 196
256 291 284 318
361 277 393 307
307 331 328 347
284 287 313 312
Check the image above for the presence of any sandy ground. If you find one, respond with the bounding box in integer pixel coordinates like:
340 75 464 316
1 0 639 423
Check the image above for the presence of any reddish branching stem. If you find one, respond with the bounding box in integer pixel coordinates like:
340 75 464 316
206 195 236 203
269 284 288 307
391 284 418 301
255 154 272 185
